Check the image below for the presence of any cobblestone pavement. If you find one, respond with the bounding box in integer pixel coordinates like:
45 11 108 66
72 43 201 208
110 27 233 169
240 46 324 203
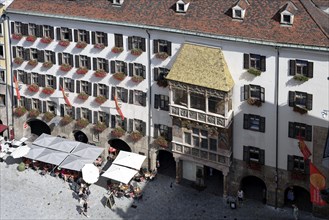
0 158 325 220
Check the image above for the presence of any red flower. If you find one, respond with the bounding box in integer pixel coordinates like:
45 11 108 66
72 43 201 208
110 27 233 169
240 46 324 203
26 35 37 42
28 59 38 67
28 84 39 93
76 67 88 75
94 43 105 49
111 47 123 53
95 95 107 105
131 48 142 56
113 72 126 81
14 57 24 65
58 40 70 47
77 92 89 101
60 64 72 72
12 33 22 40
40 37 53 44
76 41 87 49
42 87 55 95
94 70 107 78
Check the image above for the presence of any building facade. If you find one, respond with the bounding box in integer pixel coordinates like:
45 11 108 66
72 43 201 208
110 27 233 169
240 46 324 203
3 0 329 217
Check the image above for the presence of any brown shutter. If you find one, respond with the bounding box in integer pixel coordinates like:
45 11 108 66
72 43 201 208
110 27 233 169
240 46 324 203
288 91 295 107
128 37 132 50
260 117 265 133
56 27 61 40
243 114 249 129
288 122 294 138
287 155 294 171
243 54 250 69
141 38 146 52
305 125 312 141
243 146 250 162
244 85 250 100
129 63 133 76
167 41 172 56
110 61 115 74
21 23 28 36
74 29 78 42
154 68 159 81
289 60 296 76
307 62 313 78
153 40 159 54
260 56 266 72
306 93 313 110
103 33 108 46
91 31 96 44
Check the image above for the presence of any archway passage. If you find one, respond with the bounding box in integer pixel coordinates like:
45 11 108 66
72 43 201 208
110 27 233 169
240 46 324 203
240 176 267 203
157 150 176 178
108 139 131 152
27 119 51 136
284 186 312 212
203 166 223 196
73 130 88 143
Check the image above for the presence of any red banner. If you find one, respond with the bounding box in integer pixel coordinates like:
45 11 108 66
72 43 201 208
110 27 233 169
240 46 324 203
114 96 124 120
13 75 21 100
298 137 312 160
60 85 72 108
310 162 326 206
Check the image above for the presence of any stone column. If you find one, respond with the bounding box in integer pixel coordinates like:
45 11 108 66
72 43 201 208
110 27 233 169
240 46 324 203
222 170 228 197
175 158 181 184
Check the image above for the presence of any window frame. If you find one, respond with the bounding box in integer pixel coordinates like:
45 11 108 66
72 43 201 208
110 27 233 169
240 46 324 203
288 122 312 141
243 114 265 133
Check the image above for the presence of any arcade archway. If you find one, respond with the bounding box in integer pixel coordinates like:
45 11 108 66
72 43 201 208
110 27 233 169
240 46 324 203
108 139 131 152
156 150 176 178
240 176 267 203
73 130 88 143
284 185 312 212
27 119 51 136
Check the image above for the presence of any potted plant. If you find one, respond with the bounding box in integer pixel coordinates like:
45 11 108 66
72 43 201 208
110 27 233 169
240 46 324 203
94 69 107 78
76 41 87 49
293 75 309 82
43 111 55 122
131 75 144 83
131 48 142 56
26 35 37 42
28 109 40 118
113 72 126 81
155 136 168 148
156 52 169 60
94 43 105 49
76 118 89 129
111 127 125 138
12 33 23 40
130 131 143 142
94 122 107 133
17 162 26 171
77 92 89 101
95 95 107 105
40 36 53 44
14 57 24 65
14 106 27 117
58 39 70 47
42 86 55 95
28 83 39 93
28 59 38 67
60 63 72 72
157 79 168 87
247 68 261 76
111 46 123 53
76 67 88 75
60 115 73 126
247 97 262 107
43 61 53 68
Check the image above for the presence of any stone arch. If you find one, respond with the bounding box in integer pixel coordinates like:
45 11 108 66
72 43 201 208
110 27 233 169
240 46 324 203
240 175 267 203
284 185 312 211
108 139 131 152
73 130 88 143
156 149 176 178
26 118 51 136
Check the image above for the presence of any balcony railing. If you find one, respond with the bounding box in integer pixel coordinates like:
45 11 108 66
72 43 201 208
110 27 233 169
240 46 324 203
169 104 233 128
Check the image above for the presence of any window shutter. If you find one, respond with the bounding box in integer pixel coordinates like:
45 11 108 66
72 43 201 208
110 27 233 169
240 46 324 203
306 94 313 110
56 27 61 40
74 29 78 42
167 127 173 141
53 77 57 89
154 68 159 81
153 40 159 53
122 88 128 103
93 84 98 97
58 53 62 65
142 121 146 136
142 92 146 107
141 38 146 52
60 104 64 117
244 85 250 100
129 63 134 76
142 65 146 79
105 113 110 127
26 99 32 111
71 79 75 92
129 90 134 104
59 78 63 89
104 60 109 73
305 125 312 141
304 159 310 175
287 155 294 171
49 26 54 39
307 62 313 78
123 62 127 75
243 146 250 162
38 100 42 112
243 114 249 129
110 61 115 74
11 22 14 34
260 87 265 102
68 28 72 41
76 81 80 93
13 70 17 80
12 46 17 58
289 60 296 76
111 87 116 100
88 110 92 123
123 118 127 131
111 115 116 128
260 56 266 72
288 91 295 107
243 54 250 69
154 94 159 109
87 57 91 70
72 106 76 119
42 101 47 113
86 31 90 44
76 108 81 119
259 149 265 165
93 111 98 124
288 122 294 138
153 124 159 138
167 41 172 56
75 55 79 68
128 119 133 132
69 54 74 66
93 58 97 70
105 85 109 99
41 75 46 87
91 31 96 44
114 34 123 47
26 73 31 85
23 72 27 84
35 25 42 37
37 50 44 63
24 48 30 61
128 37 132 50
88 82 93 96
21 23 28 36
103 33 108 46
51 52 56 64
38 74 42 87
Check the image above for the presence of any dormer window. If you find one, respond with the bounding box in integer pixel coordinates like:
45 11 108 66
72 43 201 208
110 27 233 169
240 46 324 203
176 0 190 13
279 2 297 25
232 0 249 20
281 12 294 25
110 0 124 6
234 9 242 18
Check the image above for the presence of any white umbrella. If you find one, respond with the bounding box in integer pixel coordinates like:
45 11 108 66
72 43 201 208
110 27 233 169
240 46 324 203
82 164 99 184
11 145 31 159
102 164 138 185
113 151 146 170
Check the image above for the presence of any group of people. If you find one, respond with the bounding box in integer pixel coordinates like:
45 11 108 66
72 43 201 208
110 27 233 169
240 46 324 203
70 177 91 218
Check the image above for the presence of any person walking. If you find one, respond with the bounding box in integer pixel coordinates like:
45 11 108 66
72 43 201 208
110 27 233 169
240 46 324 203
237 189 244 206
292 204 299 220
81 199 90 218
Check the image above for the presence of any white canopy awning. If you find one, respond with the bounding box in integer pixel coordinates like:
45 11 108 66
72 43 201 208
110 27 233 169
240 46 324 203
102 164 138 184
10 145 30 159
113 151 146 170
59 155 94 171
24 145 47 160
33 133 63 147
35 148 68 166
47 140 79 153
71 143 104 160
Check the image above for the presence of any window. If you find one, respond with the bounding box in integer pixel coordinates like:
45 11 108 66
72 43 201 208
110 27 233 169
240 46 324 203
234 9 242 18
288 122 312 141
80 56 88 68
154 67 169 81
176 1 189 13
281 12 294 25
75 55 91 69
32 99 40 110
31 72 38 84
243 146 265 165
111 87 128 103
0 94 4 106
244 84 265 102
14 22 22 34
208 96 225 115
134 90 144 106
289 59 313 78
17 70 25 83
81 108 89 119
134 119 144 133
209 139 217 152
110 60 127 74
190 92 205 111
15 46 24 58
47 101 56 114
80 81 90 94
0 23 3 36
93 58 109 72
114 34 123 48
283 15 291 23
92 31 107 46
59 53 73 66
184 132 191 145
243 114 265 132
287 155 309 173
128 36 146 51
153 40 172 55
57 27 72 41
0 45 4 58
173 88 187 106
44 51 54 63
93 111 108 125
154 94 169 111
0 70 5 83
98 111 107 123
43 25 52 38
192 128 208 149
243 53 266 71
129 63 145 78
154 124 172 140
75 29 89 43
46 75 55 88
113 115 126 129
29 48 38 60
61 77 74 92
98 84 107 97
289 91 312 110
28 23 36 36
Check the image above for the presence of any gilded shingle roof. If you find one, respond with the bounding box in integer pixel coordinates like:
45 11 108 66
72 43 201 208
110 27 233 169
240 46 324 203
6 0 329 47
166 43 234 92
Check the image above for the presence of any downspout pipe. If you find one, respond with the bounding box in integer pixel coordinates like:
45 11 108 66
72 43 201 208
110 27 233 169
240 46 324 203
146 29 152 170
275 46 280 209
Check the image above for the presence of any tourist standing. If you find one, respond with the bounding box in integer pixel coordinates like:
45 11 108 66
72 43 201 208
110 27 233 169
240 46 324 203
81 199 90 218
292 204 299 220
237 189 244 206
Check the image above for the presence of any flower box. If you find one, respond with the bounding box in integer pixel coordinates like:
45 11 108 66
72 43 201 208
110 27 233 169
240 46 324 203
26 35 37 42
131 48 143 56
247 68 261 76
14 57 24 65
58 40 70 47
28 59 38 67
94 43 105 49
60 115 73 126
130 131 143 142
95 95 107 105
76 67 88 75
131 75 144 83
43 61 53 68
12 33 23 40
293 75 309 82
94 122 107 133
113 72 126 81
43 111 55 122
111 127 125 138
111 46 123 53
155 136 168 148
293 106 308 115
94 69 107 78
28 109 40 118
157 79 168 87
40 37 53 44
155 52 169 60
28 84 39 93
60 64 72 72
247 97 262 107
42 86 55 95
77 92 89 101
76 41 87 49
14 106 27 117
76 118 89 129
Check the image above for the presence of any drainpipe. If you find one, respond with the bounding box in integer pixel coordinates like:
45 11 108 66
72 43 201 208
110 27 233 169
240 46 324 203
146 29 152 170
274 46 280 209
